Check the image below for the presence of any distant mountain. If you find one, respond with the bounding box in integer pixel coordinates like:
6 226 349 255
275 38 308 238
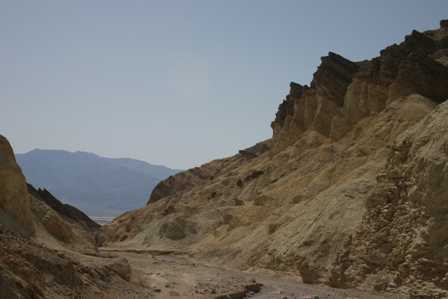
16 149 180 217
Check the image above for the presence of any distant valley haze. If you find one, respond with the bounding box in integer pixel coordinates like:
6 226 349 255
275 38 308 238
16 148 180 217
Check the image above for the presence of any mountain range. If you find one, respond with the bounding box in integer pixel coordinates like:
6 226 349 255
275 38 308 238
16 149 180 217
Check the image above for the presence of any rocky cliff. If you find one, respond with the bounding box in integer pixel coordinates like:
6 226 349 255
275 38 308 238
271 27 448 149
105 21 448 297
0 135 35 236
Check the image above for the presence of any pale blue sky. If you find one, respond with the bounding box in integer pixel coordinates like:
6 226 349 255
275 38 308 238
1 1 447 168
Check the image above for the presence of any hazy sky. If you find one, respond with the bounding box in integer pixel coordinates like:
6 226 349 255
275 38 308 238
1 1 447 169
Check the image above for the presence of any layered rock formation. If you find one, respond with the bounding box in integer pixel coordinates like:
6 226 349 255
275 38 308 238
105 22 448 297
271 28 448 149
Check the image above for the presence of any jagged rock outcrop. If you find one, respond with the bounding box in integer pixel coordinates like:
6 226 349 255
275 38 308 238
0 135 34 236
106 22 448 297
270 28 448 151
312 52 360 106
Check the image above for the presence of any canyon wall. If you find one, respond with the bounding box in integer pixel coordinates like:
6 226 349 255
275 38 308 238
105 21 448 297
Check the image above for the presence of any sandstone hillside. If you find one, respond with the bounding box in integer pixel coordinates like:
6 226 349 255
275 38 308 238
105 20 448 298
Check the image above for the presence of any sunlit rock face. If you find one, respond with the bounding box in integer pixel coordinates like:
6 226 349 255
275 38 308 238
0 135 34 236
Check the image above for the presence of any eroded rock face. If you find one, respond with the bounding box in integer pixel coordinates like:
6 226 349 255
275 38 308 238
330 101 448 297
312 52 360 106
270 28 448 151
0 135 34 236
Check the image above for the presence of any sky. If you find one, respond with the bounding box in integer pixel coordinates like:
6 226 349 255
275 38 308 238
1 1 447 169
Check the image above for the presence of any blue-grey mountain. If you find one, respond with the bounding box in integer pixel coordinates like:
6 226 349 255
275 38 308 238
16 149 180 217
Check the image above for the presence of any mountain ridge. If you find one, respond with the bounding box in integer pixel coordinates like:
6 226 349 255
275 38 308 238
19 148 181 178
16 149 180 217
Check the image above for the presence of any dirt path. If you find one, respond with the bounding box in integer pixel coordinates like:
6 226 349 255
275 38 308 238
97 247 406 299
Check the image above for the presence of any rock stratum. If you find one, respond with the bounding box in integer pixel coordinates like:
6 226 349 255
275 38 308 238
105 21 448 297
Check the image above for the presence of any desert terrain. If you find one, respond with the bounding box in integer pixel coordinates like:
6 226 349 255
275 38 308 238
1 20 448 299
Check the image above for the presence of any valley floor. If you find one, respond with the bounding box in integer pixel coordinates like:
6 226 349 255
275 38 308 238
94 247 406 299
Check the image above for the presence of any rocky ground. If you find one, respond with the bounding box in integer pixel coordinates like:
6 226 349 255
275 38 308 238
96 246 404 299
1 229 400 298
0 230 151 298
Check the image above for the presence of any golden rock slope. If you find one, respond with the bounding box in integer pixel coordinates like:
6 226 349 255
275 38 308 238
105 21 448 297
0 135 34 236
